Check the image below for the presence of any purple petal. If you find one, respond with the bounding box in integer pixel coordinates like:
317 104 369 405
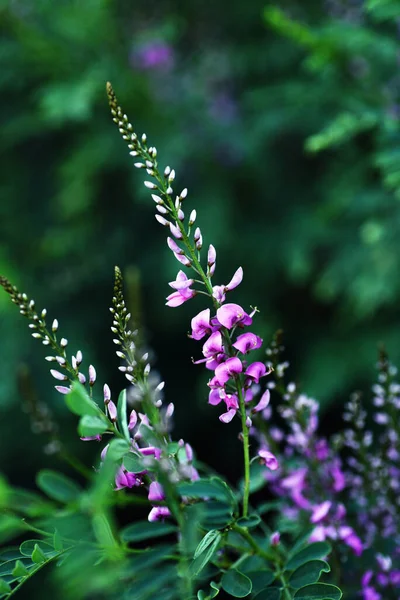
311 501 332 524
219 408 237 423
216 303 251 329
258 449 279 471
225 267 243 291
253 389 270 413
148 506 172 522
148 481 165 502
191 309 211 340
215 357 243 384
233 332 262 354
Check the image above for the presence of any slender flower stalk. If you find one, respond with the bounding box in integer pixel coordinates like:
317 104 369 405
106 82 276 518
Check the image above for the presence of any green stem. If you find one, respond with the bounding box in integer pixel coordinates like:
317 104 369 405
279 574 292 600
236 384 250 517
232 525 274 561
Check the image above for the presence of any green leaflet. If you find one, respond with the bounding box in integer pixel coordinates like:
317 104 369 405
293 583 342 600
221 569 252 598
286 542 331 571
36 470 82 504
289 560 331 589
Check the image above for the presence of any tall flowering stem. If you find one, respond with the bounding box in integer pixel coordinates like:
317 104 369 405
106 82 272 518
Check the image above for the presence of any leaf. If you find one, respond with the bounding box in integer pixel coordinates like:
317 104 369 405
122 453 147 473
177 477 236 507
289 560 331 589
0 550 22 563
253 588 281 600
210 581 220 598
286 542 331 571
129 545 172 571
194 530 220 559
12 560 29 577
221 569 252 598
53 530 63 552
200 501 234 530
120 521 178 543
0 579 11 594
107 439 130 461
31 544 47 564
256 501 281 515
0 559 32 577
19 540 55 558
189 531 222 577
36 470 82 503
78 415 109 437
236 515 261 529
247 570 275 593
65 382 101 417
92 513 118 549
8 489 55 517
294 583 342 600
117 389 130 441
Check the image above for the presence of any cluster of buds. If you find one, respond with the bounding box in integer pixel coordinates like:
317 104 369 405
0 276 97 398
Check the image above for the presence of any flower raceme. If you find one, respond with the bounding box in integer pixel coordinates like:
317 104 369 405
106 83 279 477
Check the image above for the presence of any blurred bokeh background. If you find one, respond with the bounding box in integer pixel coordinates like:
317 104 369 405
1 0 400 517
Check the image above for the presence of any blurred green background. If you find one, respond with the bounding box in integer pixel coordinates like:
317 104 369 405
1 0 400 499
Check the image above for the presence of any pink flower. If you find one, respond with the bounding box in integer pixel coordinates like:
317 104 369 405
258 448 279 471
115 467 141 490
212 267 243 302
219 408 237 424
166 271 196 307
214 357 243 384
148 506 172 522
209 389 223 405
216 303 252 329
245 362 267 383
233 332 262 354
148 481 165 502
191 309 212 340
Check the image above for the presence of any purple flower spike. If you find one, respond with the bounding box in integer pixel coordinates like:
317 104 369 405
216 303 252 329
148 481 165 502
245 362 267 383
191 309 211 340
233 332 262 354
252 389 270 413
219 408 237 423
215 357 243 384
148 506 172 522
258 448 279 471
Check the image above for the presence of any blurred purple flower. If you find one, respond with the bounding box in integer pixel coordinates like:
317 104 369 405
132 41 174 71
